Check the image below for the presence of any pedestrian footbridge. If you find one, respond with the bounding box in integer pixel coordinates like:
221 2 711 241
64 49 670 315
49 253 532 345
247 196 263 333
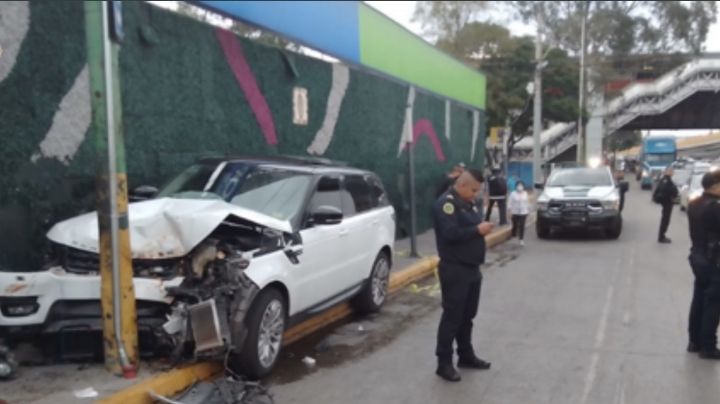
512 58 720 163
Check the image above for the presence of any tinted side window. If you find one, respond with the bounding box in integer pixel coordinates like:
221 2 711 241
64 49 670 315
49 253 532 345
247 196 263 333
345 175 373 214
308 176 342 213
367 175 389 208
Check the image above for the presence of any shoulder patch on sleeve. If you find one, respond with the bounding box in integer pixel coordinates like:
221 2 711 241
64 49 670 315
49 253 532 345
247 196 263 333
443 202 455 215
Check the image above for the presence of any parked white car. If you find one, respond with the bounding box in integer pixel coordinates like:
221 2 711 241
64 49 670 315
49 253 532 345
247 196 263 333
0 157 395 378
680 173 705 211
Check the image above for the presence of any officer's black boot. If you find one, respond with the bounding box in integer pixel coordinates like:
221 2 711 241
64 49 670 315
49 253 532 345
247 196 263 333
698 348 720 360
436 362 461 382
458 355 492 370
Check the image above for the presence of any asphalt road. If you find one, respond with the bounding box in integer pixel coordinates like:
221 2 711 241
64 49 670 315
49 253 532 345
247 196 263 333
270 182 720 404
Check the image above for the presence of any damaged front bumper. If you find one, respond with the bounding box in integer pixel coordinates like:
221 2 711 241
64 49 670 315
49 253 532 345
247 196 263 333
0 266 183 336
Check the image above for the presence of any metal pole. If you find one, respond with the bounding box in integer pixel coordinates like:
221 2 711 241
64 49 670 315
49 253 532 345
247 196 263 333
85 0 137 376
407 92 419 258
532 4 544 189
577 3 588 165
503 115 510 179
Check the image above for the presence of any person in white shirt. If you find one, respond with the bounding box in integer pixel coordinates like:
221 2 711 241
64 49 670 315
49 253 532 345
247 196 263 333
508 181 530 246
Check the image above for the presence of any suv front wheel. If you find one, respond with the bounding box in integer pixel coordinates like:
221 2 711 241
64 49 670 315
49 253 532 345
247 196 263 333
353 251 390 314
233 288 286 379
536 219 550 239
606 218 622 239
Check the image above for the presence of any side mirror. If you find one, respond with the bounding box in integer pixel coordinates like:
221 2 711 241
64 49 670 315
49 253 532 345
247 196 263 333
129 185 158 202
619 181 629 192
310 205 343 226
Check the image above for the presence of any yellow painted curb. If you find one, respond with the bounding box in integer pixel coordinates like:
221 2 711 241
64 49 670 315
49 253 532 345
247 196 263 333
97 362 222 404
100 226 517 403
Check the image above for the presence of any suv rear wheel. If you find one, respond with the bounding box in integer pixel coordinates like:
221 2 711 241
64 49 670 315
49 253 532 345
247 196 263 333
353 251 390 314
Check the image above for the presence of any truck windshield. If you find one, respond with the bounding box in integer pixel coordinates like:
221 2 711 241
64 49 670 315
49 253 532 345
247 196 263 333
646 153 675 165
547 168 613 187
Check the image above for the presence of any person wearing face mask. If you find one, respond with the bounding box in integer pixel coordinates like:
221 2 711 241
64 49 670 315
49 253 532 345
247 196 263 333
508 181 530 246
432 169 494 382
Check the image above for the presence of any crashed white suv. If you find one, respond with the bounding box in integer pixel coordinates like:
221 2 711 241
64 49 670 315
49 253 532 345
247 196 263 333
0 157 395 378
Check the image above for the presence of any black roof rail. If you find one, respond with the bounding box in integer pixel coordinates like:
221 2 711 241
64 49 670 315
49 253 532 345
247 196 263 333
197 154 348 167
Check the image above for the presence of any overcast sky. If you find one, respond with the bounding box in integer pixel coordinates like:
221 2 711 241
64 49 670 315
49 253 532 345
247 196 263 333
366 1 720 53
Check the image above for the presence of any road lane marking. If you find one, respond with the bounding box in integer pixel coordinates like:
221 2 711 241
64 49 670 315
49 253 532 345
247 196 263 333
580 256 622 404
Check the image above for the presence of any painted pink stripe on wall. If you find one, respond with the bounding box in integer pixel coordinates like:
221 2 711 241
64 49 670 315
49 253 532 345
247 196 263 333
215 28 278 146
404 119 446 162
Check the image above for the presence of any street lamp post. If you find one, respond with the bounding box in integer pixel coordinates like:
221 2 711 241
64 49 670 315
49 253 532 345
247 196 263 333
532 4 544 189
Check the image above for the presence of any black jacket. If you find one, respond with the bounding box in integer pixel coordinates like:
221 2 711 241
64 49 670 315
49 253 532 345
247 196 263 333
487 174 507 197
435 175 456 198
653 175 678 205
433 190 486 272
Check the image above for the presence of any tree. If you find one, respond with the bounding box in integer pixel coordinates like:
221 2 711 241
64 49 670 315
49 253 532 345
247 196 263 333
412 1 490 43
505 1 717 56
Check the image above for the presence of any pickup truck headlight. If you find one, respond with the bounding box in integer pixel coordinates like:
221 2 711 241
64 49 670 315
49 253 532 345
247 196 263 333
689 190 703 202
602 198 620 211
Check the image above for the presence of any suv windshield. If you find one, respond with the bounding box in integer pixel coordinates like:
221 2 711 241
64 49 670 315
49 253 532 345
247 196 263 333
157 162 312 222
547 168 613 188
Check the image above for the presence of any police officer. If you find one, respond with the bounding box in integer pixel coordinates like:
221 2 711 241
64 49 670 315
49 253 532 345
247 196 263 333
653 166 678 243
433 169 494 382
687 170 720 360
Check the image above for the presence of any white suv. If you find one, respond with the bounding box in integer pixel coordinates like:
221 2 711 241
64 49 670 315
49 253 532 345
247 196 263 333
0 157 395 378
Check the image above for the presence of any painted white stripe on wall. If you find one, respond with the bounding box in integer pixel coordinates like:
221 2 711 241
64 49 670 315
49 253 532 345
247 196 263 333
31 65 91 165
307 63 350 156
396 86 416 157
445 100 451 140
470 110 479 162
0 1 30 84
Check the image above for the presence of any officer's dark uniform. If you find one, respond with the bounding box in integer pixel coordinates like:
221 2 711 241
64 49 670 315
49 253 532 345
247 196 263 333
654 174 679 242
687 192 720 357
433 189 486 367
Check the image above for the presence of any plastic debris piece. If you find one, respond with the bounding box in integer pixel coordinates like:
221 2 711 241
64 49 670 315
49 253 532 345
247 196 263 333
73 387 99 399
302 356 316 367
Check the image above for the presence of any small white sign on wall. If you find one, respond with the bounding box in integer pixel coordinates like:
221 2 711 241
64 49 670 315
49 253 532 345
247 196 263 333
293 87 308 125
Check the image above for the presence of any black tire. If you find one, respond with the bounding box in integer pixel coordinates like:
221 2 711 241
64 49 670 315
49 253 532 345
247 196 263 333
606 218 622 239
232 288 286 379
536 219 550 239
352 251 391 314
0 345 18 380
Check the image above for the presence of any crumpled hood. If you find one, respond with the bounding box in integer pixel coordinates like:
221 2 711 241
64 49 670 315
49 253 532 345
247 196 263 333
543 186 617 200
46 198 292 259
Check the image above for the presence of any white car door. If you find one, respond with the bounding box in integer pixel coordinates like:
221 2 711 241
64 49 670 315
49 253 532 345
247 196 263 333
294 176 353 312
339 175 378 285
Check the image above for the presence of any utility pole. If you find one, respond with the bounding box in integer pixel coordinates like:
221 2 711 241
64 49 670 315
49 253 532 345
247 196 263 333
406 88 418 258
532 3 544 189
85 1 138 377
503 115 511 178
577 2 589 165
